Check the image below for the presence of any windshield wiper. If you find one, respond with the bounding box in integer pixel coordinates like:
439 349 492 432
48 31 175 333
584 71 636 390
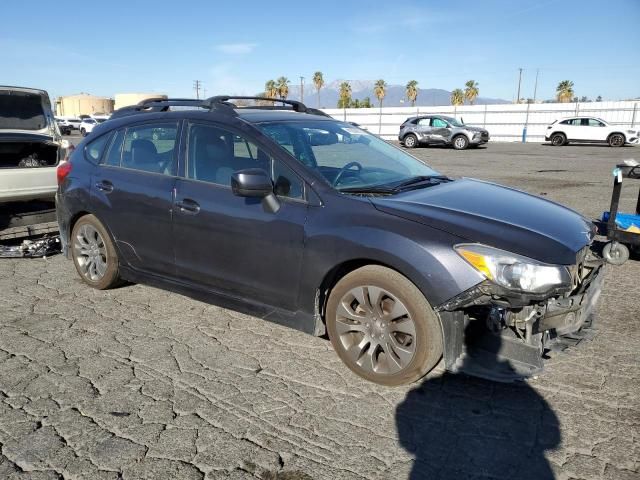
338 185 396 195
388 175 451 192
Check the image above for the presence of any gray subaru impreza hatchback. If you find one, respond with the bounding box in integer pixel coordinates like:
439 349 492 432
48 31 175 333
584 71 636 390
56 96 604 386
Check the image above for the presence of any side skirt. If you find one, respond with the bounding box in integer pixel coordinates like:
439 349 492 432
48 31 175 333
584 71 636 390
119 265 320 336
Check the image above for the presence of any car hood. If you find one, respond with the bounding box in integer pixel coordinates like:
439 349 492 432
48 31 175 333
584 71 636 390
371 178 595 265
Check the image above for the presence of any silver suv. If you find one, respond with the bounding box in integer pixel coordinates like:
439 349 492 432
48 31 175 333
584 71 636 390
399 115 489 150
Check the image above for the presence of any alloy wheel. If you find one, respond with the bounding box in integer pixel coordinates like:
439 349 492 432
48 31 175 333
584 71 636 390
73 224 108 281
334 286 416 375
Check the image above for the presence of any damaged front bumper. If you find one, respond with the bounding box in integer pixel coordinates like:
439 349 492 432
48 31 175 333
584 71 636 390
436 256 605 382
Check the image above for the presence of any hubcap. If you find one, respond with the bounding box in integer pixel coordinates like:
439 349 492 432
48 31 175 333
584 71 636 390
73 224 108 282
611 135 623 146
406 136 415 147
455 137 465 148
335 286 416 375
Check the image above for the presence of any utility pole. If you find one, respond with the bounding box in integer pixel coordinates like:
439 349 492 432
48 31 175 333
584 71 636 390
532 68 539 103
299 76 304 103
516 68 523 104
193 80 202 100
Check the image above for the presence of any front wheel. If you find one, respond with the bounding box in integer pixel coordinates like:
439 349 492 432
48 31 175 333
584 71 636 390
326 265 443 386
452 135 469 150
608 133 625 147
71 214 122 289
551 133 566 146
80 128 87 137
403 134 418 148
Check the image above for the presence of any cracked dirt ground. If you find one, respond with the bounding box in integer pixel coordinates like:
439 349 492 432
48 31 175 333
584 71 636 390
0 143 639 479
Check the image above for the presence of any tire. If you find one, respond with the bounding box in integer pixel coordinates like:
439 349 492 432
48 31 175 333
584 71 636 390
71 214 122 289
608 133 625 147
452 135 469 150
80 128 87 137
602 241 629 265
403 134 418 149
550 133 566 146
326 265 443 386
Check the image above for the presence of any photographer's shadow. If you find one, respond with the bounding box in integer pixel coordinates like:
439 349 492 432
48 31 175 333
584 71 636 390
396 332 560 479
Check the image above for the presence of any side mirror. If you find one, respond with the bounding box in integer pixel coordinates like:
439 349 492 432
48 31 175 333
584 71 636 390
231 168 280 213
231 168 272 197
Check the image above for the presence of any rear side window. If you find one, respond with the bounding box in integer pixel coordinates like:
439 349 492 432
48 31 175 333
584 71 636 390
103 129 125 167
417 118 431 126
121 123 178 175
84 133 112 164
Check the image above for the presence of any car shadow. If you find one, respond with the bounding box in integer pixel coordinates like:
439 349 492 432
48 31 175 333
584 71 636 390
395 331 560 479
540 142 634 148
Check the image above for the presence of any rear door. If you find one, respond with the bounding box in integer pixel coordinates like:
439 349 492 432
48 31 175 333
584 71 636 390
172 120 307 310
90 121 179 276
415 117 432 142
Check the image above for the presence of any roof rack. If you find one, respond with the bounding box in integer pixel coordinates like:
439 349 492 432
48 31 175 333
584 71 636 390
111 95 331 119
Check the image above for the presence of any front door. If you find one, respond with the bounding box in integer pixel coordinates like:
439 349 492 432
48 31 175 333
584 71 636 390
430 117 451 143
90 121 180 276
172 121 308 311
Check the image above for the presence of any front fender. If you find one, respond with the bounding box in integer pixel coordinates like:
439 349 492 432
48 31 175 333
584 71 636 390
297 200 484 315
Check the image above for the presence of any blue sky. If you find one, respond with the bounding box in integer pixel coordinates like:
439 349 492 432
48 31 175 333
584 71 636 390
2 0 639 102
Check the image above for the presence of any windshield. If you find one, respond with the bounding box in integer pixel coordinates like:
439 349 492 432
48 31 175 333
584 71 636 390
257 120 440 191
440 116 464 127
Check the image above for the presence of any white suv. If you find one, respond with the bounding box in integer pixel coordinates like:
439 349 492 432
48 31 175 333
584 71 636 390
79 117 108 137
546 117 638 147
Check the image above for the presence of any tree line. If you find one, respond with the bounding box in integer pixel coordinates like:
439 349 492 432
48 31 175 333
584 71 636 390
260 74 597 109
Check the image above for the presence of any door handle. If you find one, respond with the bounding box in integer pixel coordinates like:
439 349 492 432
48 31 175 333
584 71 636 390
175 198 200 214
95 180 114 193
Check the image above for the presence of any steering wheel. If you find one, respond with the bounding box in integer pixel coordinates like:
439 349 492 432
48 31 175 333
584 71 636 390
332 161 363 187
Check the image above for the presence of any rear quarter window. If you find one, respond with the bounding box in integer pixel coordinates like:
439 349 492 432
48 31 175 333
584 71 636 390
84 133 112 164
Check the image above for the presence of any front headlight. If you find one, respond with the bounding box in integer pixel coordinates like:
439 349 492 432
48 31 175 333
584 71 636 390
455 244 572 294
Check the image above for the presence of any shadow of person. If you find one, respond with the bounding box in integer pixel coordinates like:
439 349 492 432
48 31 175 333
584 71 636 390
395 328 561 480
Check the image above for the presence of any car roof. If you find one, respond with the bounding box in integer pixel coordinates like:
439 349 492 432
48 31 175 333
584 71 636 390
89 107 336 138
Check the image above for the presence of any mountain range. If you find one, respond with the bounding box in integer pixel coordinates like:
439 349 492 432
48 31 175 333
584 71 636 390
276 80 510 108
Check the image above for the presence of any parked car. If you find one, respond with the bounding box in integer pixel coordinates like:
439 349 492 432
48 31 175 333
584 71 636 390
56 117 82 130
1 86 70 203
546 117 639 147
57 96 603 386
399 115 489 150
79 117 108 137
56 119 72 135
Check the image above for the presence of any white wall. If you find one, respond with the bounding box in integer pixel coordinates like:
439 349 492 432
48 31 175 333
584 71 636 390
321 101 640 142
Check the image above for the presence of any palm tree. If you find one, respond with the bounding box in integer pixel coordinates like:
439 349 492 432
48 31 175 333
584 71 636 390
313 71 324 108
405 80 419 107
276 77 290 101
338 81 352 120
450 88 464 115
374 79 387 134
464 80 479 105
556 80 574 103
264 80 277 99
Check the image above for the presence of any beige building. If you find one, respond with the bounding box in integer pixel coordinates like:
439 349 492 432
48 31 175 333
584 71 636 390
56 93 114 117
114 93 168 110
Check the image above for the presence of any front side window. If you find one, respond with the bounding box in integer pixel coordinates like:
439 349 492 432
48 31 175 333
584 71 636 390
187 123 270 186
588 119 605 127
121 122 178 175
431 118 448 128
258 120 440 191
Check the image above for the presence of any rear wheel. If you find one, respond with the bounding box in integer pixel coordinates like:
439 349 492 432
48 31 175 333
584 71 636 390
326 265 443 386
71 214 122 289
551 133 566 146
608 133 625 147
403 134 418 148
452 135 469 150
